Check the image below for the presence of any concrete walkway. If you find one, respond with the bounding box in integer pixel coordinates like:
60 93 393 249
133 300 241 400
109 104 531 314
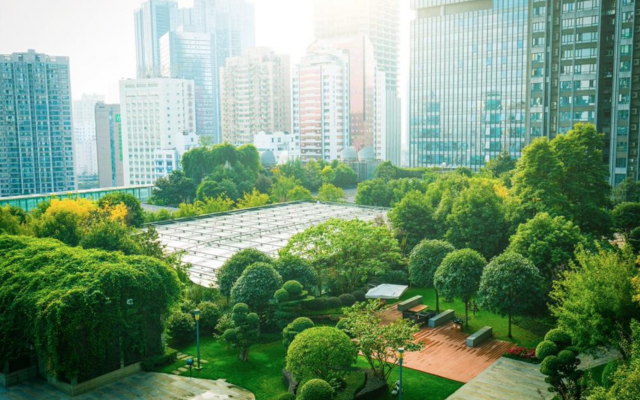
445 358 552 400
0 372 255 400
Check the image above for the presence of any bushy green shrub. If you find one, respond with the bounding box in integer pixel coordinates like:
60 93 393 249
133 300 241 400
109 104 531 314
352 290 366 302
276 393 296 400
275 288 290 303
297 379 335 400
283 280 304 297
303 297 326 311
196 301 222 335
326 297 342 309
602 360 619 388
540 355 560 375
379 270 409 285
282 317 315 348
535 340 558 360
335 318 348 331
275 255 318 294
544 328 572 346
167 311 195 344
141 347 178 371
338 293 356 307
409 239 456 287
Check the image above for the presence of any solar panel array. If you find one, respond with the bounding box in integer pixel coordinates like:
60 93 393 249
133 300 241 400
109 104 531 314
153 202 388 287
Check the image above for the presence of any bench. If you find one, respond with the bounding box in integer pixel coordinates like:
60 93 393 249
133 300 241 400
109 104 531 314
466 326 492 347
428 309 455 328
397 296 422 312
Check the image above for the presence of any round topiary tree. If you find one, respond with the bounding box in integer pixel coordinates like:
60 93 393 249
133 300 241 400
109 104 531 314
283 280 304 298
274 255 319 294
409 240 455 312
231 262 283 327
297 379 335 400
282 317 315 348
326 297 342 309
352 290 366 302
276 393 297 400
286 327 356 381
217 249 274 301
536 328 583 399
196 301 222 335
338 293 356 307
274 288 290 303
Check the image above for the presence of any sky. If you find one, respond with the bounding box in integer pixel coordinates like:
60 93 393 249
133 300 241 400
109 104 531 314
0 0 411 135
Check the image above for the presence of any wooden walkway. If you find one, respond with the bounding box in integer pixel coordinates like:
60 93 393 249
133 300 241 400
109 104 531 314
382 306 514 383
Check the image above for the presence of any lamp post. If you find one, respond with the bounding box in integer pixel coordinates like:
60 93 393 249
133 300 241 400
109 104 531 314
398 347 404 400
186 358 193 379
194 309 201 370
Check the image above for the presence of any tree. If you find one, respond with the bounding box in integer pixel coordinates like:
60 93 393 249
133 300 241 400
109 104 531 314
286 326 356 381
374 161 399 181
512 138 568 218
287 186 314 201
331 164 358 188
434 249 486 326
507 212 585 289
612 177 640 205
389 191 438 250
80 219 140 255
478 252 545 338
317 183 345 202
152 170 196 206
297 379 334 400
485 150 516 178
196 179 239 202
281 219 403 294
355 179 393 207
408 240 455 312
216 249 274 302
236 189 270 209
230 262 283 327
97 192 144 227
341 300 423 380
274 255 319 294
0 205 23 235
536 329 584 400
223 303 259 361
611 202 640 239
551 123 612 236
550 247 640 358
196 301 222 335
270 175 299 202
445 182 508 259
282 317 314 348
255 174 273 194
167 311 195 344
303 160 324 191
33 209 84 246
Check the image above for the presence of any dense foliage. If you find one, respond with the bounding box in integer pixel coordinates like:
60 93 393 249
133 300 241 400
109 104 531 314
230 262 283 326
222 303 259 361
536 329 583 399
216 249 274 301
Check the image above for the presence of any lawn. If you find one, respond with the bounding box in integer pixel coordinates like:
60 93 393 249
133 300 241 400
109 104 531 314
161 336 463 400
390 287 544 347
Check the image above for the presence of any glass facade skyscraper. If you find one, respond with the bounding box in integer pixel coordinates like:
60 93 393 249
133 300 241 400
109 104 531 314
0 50 76 197
134 0 177 78
410 0 529 169
95 102 124 188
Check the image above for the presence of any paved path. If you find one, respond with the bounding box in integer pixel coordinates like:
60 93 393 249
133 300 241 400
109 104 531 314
382 305 514 383
0 372 255 400
446 358 552 400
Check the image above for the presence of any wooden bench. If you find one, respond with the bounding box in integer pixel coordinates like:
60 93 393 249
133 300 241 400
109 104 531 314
466 326 493 347
397 296 423 312
428 309 455 328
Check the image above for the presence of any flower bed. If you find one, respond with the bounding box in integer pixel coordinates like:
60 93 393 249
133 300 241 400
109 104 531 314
502 346 540 364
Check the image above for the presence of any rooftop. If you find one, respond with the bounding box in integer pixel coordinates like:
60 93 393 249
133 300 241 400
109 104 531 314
153 201 388 286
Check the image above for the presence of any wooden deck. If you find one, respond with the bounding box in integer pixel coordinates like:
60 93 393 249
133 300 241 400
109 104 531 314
382 305 514 383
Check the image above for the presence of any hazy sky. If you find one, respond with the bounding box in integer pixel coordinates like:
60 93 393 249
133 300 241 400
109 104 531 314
0 0 411 106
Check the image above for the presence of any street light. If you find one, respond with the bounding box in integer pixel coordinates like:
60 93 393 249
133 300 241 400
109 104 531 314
194 309 201 370
398 347 404 400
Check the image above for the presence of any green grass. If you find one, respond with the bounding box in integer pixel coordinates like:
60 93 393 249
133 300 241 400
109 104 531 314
390 287 544 347
161 336 463 400
584 363 607 386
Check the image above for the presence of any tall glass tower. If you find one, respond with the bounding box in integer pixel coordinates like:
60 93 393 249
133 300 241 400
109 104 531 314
134 0 177 78
409 0 529 169
0 50 76 197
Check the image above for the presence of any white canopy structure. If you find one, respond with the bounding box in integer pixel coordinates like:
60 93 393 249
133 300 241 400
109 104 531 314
365 284 409 300
153 201 387 287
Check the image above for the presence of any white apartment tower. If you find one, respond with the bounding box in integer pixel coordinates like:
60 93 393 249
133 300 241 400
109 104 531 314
119 78 198 186
73 94 104 177
293 46 349 162
220 47 291 146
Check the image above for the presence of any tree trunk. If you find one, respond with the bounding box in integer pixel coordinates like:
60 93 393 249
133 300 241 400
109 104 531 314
240 347 249 362
435 289 440 313
508 309 512 339
465 300 469 327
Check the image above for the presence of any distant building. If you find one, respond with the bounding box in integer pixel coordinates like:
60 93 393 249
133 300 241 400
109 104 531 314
293 45 350 162
0 50 76 197
220 48 291 146
160 28 218 140
73 94 104 178
134 0 178 78
253 131 299 165
119 78 199 186
95 103 124 188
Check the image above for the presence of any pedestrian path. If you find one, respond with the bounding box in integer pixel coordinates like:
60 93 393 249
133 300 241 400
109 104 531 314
171 352 210 375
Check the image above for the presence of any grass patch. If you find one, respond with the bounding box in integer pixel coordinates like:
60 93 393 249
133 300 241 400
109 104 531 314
584 363 607 386
390 287 544 347
162 336 463 400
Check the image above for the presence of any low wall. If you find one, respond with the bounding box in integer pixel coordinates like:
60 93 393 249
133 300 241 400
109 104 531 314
47 362 141 396
0 366 37 387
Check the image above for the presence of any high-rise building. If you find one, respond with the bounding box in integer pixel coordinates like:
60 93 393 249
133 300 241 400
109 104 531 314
0 50 76 197
95 103 124 188
293 45 350 162
409 0 530 169
409 0 640 185
135 0 178 78
73 94 104 178
160 28 218 140
119 78 199 186
194 0 256 68
220 47 291 146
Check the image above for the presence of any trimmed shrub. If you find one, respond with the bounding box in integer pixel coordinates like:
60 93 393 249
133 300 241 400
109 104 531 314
352 290 366 302
544 329 572 346
283 280 304 297
167 311 195 344
535 340 558 360
338 293 356 307
335 318 348 331
297 379 335 400
326 296 342 309
275 288 290 303
303 297 326 311
540 355 560 375
196 301 222 335
282 317 314 348
277 393 296 400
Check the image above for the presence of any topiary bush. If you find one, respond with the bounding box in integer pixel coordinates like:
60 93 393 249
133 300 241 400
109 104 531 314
275 288 290 303
336 318 348 331
537 328 583 399
352 290 366 302
196 301 222 335
283 280 304 297
282 317 315 348
544 328 572 346
276 393 296 400
326 296 343 309
297 379 335 400
535 340 559 360
338 293 356 307
303 297 326 311
167 311 195 344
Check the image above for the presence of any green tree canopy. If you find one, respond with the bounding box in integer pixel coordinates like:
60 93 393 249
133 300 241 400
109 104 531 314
485 150 516 178
355 179 394 207
409 239 455 288
274 255 319 294
612 177 640 205
216 249 274 301
331 164 358 188
478 252 545 338
611 202 640 239
287 186 314 201
230 262 283 325
317 183 345 202
389 190 438 250
223 303 259 361
151 170 196 206
196 179 239 202
97 192 144 227
434 248 486 325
